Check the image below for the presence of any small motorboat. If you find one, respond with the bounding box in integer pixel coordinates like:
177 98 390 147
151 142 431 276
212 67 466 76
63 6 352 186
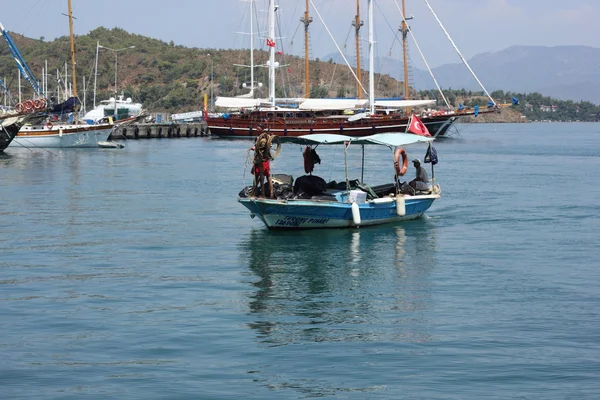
238 132 440 230
98 141 125 149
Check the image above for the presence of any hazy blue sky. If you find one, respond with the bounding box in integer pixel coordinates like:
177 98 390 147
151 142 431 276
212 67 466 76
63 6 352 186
2 0 599 69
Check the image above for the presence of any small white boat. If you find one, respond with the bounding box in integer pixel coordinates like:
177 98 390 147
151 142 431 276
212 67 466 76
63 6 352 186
239 133 440 230
98 140 124 149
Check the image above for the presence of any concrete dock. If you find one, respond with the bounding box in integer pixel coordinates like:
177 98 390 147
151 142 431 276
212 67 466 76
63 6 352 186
109 122 209 140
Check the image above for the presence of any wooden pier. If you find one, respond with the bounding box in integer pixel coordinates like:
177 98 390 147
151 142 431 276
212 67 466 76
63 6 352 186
109 122 209 140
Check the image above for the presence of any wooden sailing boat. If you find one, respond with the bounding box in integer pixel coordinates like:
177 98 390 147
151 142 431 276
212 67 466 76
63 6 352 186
10 0 113 148
206 0 498 139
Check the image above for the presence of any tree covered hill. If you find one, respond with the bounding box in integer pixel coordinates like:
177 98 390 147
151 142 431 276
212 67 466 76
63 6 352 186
1 27 598 122
0 27 405 112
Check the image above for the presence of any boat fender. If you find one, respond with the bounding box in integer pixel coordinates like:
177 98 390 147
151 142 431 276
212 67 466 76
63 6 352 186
351 202 361 226
45 121 53 130
394 147 408 176
396 195 406 216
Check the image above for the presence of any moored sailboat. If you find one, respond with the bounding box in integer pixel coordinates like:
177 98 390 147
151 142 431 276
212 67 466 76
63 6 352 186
7 0 113 148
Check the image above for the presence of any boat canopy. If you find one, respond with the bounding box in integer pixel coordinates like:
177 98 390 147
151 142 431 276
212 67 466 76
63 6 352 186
299 98 369 111
373 99 436 108
295 133 434 147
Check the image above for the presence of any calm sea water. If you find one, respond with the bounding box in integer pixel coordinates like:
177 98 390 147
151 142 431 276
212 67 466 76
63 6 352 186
1 123 599 399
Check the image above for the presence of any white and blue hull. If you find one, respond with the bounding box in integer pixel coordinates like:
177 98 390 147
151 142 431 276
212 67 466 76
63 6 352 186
239 195 438 230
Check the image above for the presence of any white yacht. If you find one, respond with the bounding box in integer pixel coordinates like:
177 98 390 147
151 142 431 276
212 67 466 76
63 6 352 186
83 94 142 124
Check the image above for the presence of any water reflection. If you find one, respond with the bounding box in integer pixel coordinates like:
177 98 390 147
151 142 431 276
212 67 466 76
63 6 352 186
240 222 438 345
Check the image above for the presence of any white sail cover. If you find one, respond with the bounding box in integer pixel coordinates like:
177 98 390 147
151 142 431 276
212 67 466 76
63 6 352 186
299 98 369 111
373 99 436 108
215 97 265 109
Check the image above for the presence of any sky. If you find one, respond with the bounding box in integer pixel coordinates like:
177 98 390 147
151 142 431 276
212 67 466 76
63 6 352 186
2 0 599 70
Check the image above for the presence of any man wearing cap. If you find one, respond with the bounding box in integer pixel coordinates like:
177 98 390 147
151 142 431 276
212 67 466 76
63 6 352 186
409 158 431 192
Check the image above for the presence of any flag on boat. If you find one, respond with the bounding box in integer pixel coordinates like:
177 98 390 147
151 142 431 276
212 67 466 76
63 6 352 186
407 114 431 137
424 145 438 165
266 38 275 47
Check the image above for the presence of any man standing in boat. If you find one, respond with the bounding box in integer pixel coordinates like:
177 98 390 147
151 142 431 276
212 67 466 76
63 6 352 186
250 125 274 199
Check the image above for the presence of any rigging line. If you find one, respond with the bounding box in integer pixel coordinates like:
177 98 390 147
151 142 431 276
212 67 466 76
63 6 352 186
421 0 495 105
309 0 367 97
394 0 451 109
373 1 402 95
275 9 290 98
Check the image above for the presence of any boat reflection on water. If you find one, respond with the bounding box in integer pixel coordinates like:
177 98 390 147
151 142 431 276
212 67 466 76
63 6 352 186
239 221 439 346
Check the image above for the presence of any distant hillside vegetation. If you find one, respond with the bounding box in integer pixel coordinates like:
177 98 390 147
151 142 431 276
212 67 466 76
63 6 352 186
0 27 408 113
1 29 598 121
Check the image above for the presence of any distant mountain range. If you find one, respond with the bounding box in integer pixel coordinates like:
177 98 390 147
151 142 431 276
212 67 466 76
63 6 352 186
405 45 600 105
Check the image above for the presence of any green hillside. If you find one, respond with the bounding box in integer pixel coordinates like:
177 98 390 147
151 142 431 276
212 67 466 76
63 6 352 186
1 27 599 122
0 27 406 112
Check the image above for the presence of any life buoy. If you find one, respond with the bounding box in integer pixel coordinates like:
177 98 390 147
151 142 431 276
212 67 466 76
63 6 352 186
303 146 313 174
45 121 53 130
394 147 408 177
24 100 34 111
15 103 24 113
34 99 42 109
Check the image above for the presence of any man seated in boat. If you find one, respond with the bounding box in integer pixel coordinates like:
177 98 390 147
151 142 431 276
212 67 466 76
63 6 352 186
250 125 274 198
409 158 431 192
399 158 431 195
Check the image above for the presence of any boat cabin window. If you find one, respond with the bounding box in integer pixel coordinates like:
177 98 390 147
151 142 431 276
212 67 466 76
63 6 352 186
276 112 284 118
285 112 294 118
266 112 274 119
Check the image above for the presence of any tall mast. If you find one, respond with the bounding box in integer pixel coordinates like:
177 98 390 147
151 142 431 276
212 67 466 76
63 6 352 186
268 0 275 106
67 0 77 98
352 0 363 99
399 0 412 115
368 0 374 115
249 0 255 95
301 0 312 98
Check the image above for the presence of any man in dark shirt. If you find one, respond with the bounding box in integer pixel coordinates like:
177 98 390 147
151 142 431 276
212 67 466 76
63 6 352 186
409 159 431 192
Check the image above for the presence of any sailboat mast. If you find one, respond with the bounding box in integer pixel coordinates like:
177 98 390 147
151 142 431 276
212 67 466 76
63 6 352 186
249 0 254 95
400 0 411 114
301 0 312 98
353 0 363 99
268 0 275 106
67 0 77 98
368 0 374 115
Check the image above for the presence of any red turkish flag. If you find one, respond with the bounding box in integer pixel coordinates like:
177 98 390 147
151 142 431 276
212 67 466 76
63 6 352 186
266 38 275 47
408 115 431 137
